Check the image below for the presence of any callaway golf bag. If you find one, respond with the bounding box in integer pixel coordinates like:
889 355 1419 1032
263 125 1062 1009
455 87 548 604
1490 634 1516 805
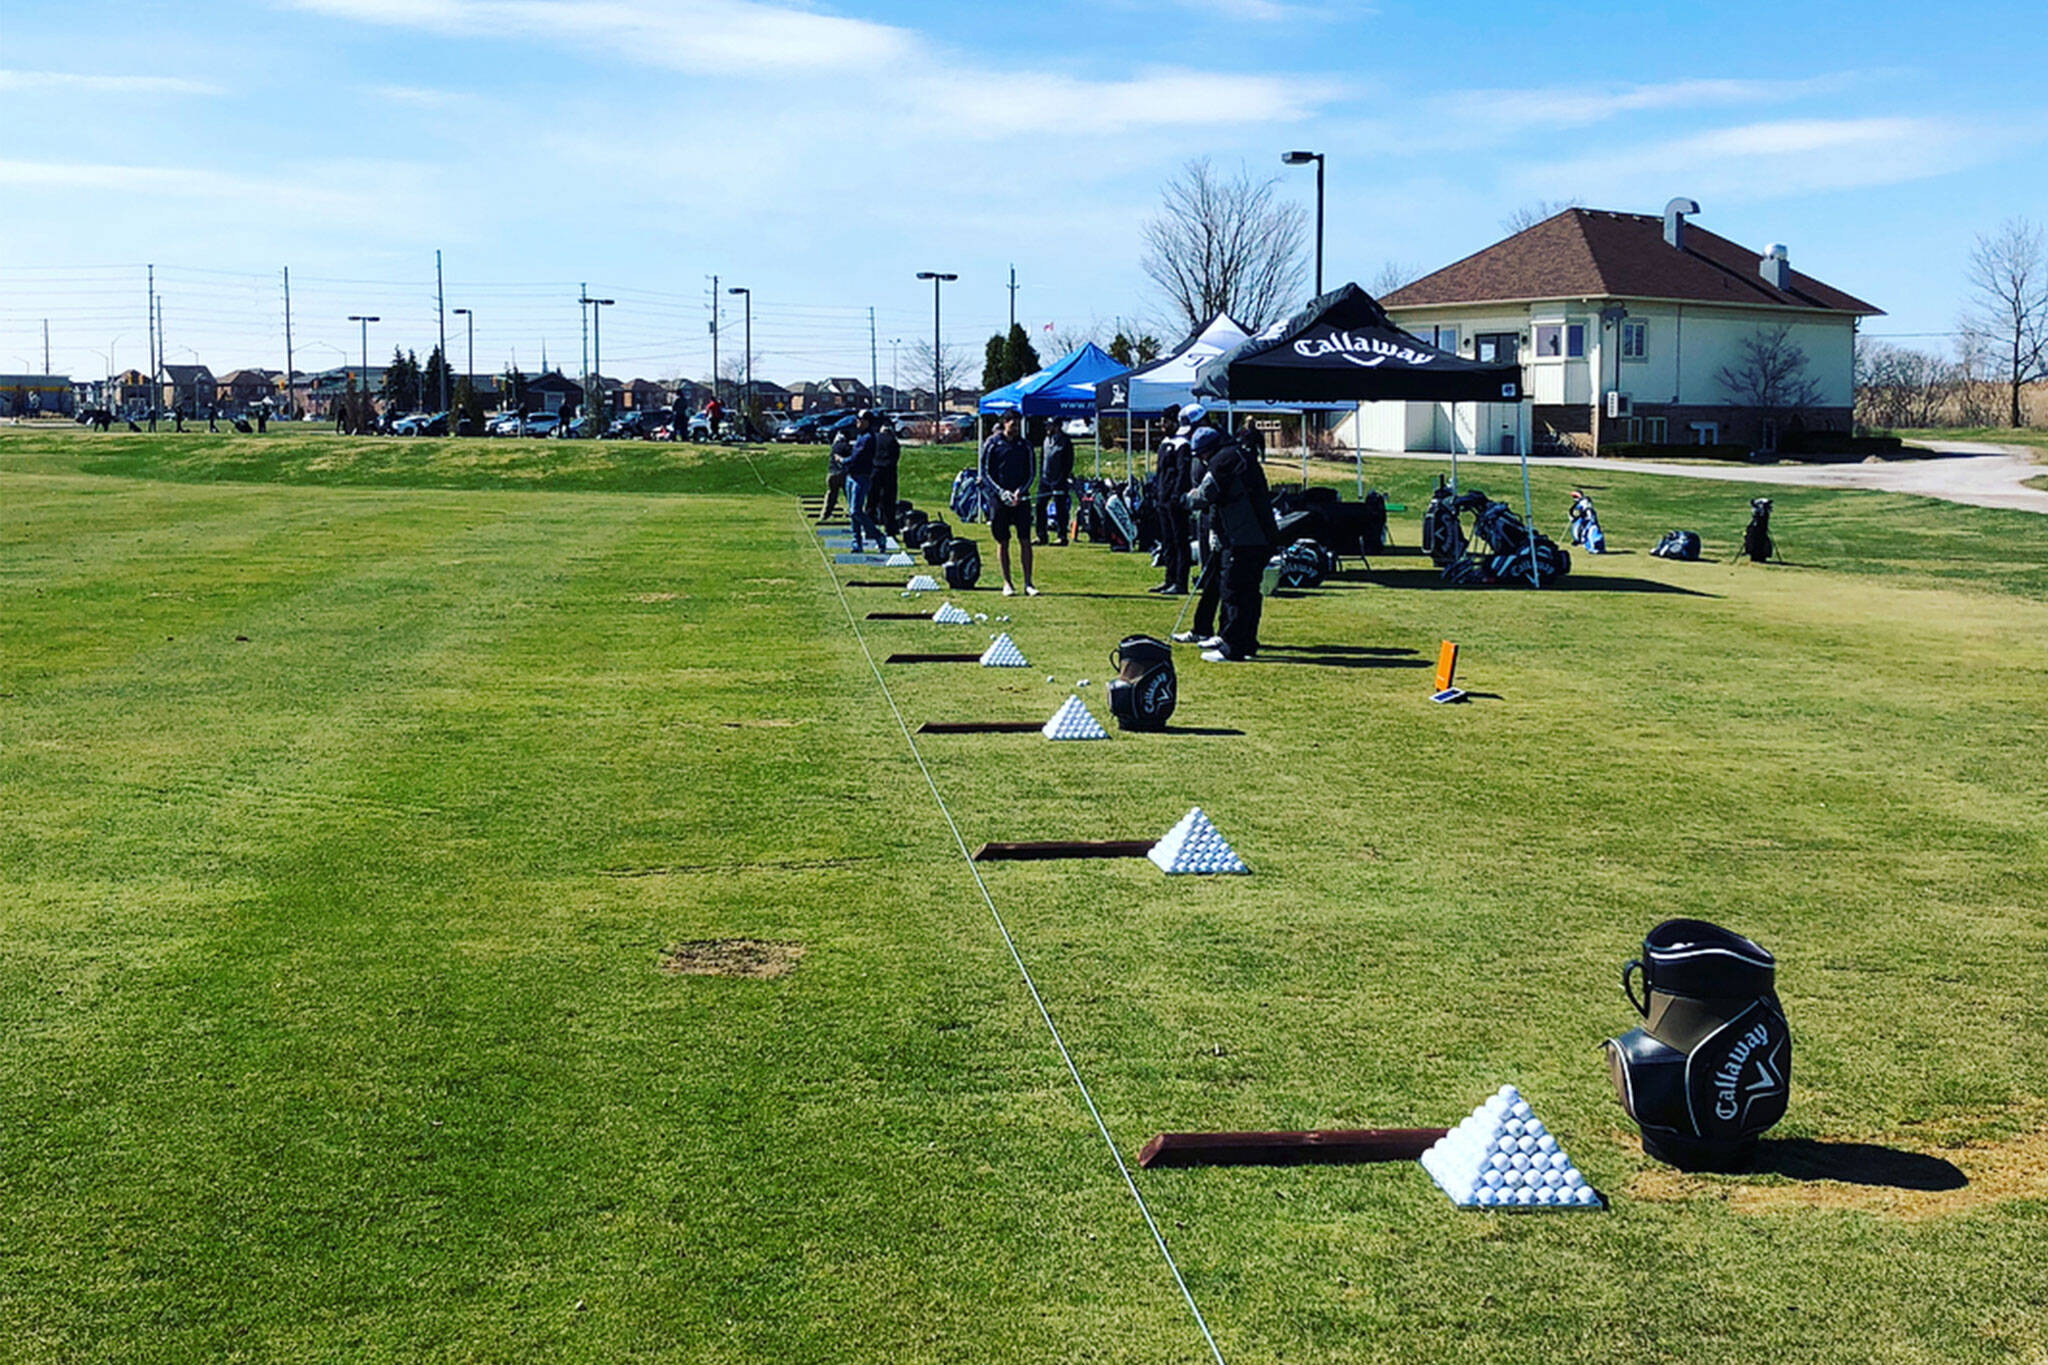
1443 490 1571 587
1107 634 1177 731
1740 497 1776 563
1651 530 1702 561
1605 918 1792 1171
1568 491 1607 553
941 537 982 590
1421 477 1467 566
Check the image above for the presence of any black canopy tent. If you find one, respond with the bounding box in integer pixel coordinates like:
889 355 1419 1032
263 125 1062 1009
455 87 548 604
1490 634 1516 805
1193 283 1542 584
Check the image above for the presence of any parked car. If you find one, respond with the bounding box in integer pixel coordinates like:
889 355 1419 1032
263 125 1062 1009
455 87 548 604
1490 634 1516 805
773 412 832 443
521 412 560 437
934 413 977 442
603 412 651 440
487 412 524 437
389 411 426 436
559 415 602 440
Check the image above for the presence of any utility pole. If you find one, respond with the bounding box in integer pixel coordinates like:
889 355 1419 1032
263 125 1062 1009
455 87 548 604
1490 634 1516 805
1008 265 1017 333
284 266 296 417
578 280 588 387
453 307 473 428
146 264 156 430
156 296 166 419
869 306 878 405
915 271 956 437
709 274 720 410
727 286 751 433
436 250 449 414
890 338 901 407
580 294 613 425
43 319 50 373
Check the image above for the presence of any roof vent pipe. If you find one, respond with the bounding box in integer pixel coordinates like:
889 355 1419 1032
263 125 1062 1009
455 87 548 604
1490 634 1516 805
1761 243 1791 290
1663 197 1701 250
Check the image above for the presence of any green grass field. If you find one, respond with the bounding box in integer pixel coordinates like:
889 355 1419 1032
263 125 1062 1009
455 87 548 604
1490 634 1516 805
3 426 2045 1363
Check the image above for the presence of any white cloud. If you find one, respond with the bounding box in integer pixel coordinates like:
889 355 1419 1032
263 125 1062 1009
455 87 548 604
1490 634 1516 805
1175 0 1345 19
286 0 912 73
0 69 223 97
1453 75 1861 130
1514 117 1993 203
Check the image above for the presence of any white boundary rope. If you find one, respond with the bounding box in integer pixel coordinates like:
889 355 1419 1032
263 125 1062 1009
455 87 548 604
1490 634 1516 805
800 511 1229 1365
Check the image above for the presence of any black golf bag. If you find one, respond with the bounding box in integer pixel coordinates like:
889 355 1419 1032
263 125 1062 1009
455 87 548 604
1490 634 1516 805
1270 539 1338 590
900 509 931 548
1567 492 1606 553
942 537 981 590
1074 482 1110 543
1652 530 1702 561
920 520 953 563
1362 490 1388 554
1740 498 1775 563
1444 489 1570 587
1421 478 1466 566
1605 919 1792 1172
1107 634 1177 731
949 469 987 523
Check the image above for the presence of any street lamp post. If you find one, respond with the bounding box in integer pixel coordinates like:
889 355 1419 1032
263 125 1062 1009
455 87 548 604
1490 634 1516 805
452 307 473 431
1282 150 1326 296
348 315 379 426
890 338 901 410
727 286 751 435
915 272 956 439
579 295 613 425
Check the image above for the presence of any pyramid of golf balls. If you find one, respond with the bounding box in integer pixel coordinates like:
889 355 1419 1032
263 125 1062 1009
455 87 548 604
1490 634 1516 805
980 633 1029 668
1042 694 1109 741
1147 807 1250 875
931 601 973 625
884 551 915 567
905 574 941 593
1418 1085 1602 1209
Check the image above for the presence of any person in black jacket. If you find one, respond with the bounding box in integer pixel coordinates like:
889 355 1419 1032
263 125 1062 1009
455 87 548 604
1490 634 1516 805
1236 417 1266 462
844 414 883 552
1036 420 1075 545
820 426 850 523
866 411 902 541
1151 405 1193 594
1185 425 1277 662
979 414 1038 596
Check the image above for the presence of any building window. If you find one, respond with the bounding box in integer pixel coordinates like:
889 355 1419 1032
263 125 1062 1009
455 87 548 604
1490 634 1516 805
1627 416 1641 441
1760 419 1778 452
1691 422 1719 445
1621 320 1646 360
1644 416 1667 442
1535 323 1563 358
1566 323 1586 358
1430 325 1458 353
1476 332 1518 364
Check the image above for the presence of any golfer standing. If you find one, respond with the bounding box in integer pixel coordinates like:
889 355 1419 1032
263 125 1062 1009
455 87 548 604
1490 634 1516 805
1151 405 1193 595
843 413 883 553
979 414 1039 597
1184 425 1276 661
1037 419 1074 546
867 410 902 542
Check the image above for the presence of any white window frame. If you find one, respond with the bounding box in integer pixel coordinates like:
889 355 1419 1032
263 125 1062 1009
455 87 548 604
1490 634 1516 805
1644 416 1667 443
1620 319 1647 361
1565 323 1587 359
1691 421 1720 446
1533 321 1566 361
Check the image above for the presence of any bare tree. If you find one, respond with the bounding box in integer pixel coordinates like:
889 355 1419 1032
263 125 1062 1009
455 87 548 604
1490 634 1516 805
1044 320 1103 357
1499 198 1583 235
1960 217 2048 428
1370 260 1422 297
1141 157 1307 334
1719 324 1823 430
908 339 969 400
1854 339 1954 431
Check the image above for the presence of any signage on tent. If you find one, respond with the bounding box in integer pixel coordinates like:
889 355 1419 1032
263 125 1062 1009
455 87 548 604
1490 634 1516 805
1292 331 1436 367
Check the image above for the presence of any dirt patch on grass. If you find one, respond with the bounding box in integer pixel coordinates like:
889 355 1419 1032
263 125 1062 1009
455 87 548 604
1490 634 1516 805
721 718 801 728
659 939 804 979
632 592 686 602
1625 1124 2048 1219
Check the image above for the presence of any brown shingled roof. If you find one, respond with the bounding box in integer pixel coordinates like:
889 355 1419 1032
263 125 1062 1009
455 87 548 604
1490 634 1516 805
1383 208 1881 316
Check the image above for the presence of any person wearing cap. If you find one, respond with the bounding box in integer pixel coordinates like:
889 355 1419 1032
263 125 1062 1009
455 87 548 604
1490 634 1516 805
866 410 902 542
819 423 849 524
979 413 1039 596
1236 416 1265 462
1184 424 1277 661
1151 404 1196 594
1036 418 1075 546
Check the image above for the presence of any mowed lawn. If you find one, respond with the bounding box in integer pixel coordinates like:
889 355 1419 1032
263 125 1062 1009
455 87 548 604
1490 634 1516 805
2 427 2045 1363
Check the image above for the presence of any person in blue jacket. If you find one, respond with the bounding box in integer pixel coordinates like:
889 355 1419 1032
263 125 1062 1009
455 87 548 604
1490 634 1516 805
979 413 1039 596
844 413 883 552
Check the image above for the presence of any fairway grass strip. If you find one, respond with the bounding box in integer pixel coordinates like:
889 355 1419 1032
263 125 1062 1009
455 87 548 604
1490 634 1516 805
801 516 1232 1365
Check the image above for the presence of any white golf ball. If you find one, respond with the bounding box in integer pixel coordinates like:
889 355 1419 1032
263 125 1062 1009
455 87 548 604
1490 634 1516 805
1564 1170 1585 1189
1573 1187 1599 1206
1535 1187 1558 1206
1489 1152 1511 1172
1517 1136 1537 1154
1510 1153 1531 1172
1503 1117 1525 1137
1475 1187 1500 1207
1549 1151 1571 1170
1537 1134 1559 1154
1514 1187 1537 1206
1510 1101 1532 1120
1481 1168 1504 1189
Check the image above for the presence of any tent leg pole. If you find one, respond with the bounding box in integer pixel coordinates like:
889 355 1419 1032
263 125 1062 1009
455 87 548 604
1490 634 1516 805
1450 403 1459 497
1521 445 1540 588
1354 402 1363 501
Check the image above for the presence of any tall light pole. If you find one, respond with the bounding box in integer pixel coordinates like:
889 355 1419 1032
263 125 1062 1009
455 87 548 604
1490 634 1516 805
727 286 751 432
348 315 379 424
1282 150 1325 296
580 295 613 424
890 337 901 409
915 272 956 438
452 307 473 430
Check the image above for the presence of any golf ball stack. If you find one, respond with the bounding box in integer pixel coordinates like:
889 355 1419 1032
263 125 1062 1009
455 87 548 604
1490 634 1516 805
1416 1085 1604 1211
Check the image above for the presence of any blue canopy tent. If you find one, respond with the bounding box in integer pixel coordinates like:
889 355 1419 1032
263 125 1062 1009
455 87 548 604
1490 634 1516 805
979 342 1131 475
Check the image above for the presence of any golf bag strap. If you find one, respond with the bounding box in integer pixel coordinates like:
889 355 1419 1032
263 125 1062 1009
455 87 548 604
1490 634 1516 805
1623 958 1648 1017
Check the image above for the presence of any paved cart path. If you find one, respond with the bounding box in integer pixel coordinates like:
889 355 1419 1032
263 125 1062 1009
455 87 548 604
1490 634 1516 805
1362 440 2048 514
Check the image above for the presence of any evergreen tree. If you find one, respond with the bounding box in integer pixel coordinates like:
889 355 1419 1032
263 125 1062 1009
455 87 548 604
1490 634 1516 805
452 376 483 432
503 365 528 415
1001 324 1041 384
423 345 454 414
982 333 1009 391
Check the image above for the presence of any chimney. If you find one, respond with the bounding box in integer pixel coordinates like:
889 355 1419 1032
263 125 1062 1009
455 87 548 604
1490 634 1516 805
1760 243 1791 290
1663 197 1700 250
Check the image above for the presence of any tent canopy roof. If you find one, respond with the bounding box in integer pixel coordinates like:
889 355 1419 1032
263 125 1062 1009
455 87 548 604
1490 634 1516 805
1193 284 1523 405
1094 313 1350 415
981 342 1129 416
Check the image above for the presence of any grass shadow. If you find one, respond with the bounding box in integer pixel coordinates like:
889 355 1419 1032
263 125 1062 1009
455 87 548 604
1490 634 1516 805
1256 654 1432 670
1261 643 1417 657
1360 566 1719 597
1161 725 1247 736
1749 1140 1967 1191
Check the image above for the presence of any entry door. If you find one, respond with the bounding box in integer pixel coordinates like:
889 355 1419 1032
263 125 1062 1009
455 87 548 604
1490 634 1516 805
1475 332 1519 365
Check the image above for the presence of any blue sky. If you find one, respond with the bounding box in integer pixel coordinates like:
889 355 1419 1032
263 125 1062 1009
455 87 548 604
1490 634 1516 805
2 0 2043 387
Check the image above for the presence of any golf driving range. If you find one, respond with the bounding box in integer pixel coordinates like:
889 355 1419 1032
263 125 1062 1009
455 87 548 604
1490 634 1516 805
2 427 2044 1362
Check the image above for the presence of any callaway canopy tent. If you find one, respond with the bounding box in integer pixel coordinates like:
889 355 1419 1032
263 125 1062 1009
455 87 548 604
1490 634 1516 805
1193 283 1540 582
980 342 1129 417
1094 313 1354 417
